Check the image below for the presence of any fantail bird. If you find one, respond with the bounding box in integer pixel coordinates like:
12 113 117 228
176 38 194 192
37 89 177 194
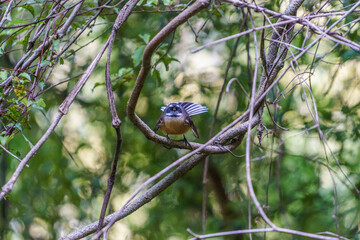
154 102 208 143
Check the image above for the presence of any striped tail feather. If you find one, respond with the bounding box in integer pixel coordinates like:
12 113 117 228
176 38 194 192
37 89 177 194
180 102 208 116
160 102 208 116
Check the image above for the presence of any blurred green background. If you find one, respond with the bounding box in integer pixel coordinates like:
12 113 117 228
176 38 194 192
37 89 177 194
0 0 359 239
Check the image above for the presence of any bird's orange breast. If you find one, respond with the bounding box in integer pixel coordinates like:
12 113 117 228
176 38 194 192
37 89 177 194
160 117 190 135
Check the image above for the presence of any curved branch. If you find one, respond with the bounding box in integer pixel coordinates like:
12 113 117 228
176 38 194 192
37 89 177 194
61 110 261 239
126 0 210 149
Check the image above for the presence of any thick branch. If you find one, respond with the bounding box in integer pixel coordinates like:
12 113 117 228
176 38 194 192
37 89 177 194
60 154 208 240
61 113 261 239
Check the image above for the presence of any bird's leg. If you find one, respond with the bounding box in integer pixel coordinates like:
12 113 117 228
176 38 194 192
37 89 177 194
183 135 193 149
162 134 172 149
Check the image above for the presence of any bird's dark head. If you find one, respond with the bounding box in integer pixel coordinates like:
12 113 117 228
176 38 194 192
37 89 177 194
164 103 184 118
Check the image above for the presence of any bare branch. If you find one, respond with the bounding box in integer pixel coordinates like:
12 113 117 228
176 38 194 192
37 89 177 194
0 144 29 167
187 227 348 240
192 0 360 53
0 0 14 27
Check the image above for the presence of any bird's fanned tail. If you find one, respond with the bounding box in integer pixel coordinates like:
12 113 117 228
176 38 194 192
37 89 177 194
160 102 208 116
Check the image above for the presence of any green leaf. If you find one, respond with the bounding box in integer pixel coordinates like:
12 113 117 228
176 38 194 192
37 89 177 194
21 133 34 149
144 0 158 6
139 34 150 44
92 82 105 91
152 69 161 84
132 45 146 66
7 123 23 132
36 98 46 108
26 98 46 110
161 55 179 71
15 123 23 131
163 0 173 5
39 81 45 90
22 30 32 52
7 18 29 26
136 0 145 6
53 39 61 51
118 67 133 76
40 60 52 67
60 58 64 65
71 21 79 31
174 4 186 8
340 49 359 61
0 70 8 81
0 136 8 145
30 104 44 111
20 98 29 106
19 72 31 81
21 5 35 17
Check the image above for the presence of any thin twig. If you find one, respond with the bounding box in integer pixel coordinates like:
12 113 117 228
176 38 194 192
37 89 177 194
191 0 360 53
95 0 126 235
202 19 244 233
0 144 29 167
0 0 14 27
0 112 63 199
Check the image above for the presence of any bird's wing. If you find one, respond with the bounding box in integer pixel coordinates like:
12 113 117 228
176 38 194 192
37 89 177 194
154 115 165 133
179 102 208 116
185 116 199 138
